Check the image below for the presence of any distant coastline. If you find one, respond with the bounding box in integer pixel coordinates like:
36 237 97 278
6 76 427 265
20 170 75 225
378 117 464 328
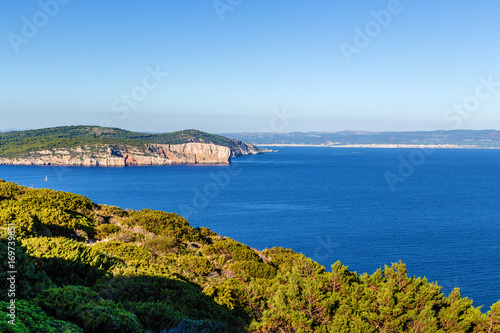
258 143 500 149
225 129 500 149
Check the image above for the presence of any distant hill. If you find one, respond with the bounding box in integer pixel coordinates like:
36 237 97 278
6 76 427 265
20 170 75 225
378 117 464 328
0 126 260 166
222 129 500 148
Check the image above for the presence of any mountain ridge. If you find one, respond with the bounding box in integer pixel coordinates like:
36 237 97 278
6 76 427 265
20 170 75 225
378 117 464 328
222 129 500 148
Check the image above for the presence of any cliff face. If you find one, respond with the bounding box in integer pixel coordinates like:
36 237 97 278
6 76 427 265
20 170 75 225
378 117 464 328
0 143 233 166
229 140 261 157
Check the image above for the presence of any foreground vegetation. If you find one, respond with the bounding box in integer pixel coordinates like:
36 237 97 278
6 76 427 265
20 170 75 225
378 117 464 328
0 126 240 158
0 179 499 332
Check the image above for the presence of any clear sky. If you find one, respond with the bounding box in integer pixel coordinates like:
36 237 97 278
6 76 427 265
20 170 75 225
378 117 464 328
1 0 499 133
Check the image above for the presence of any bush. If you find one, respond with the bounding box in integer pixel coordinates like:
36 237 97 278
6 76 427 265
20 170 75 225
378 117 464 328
0 204 41 238
25 188 94 214
113 230 144 243
36 286 142 333
94 275 233 321
79 301 142 333
164 318 227 333
0 240 53 301
204 239 261 263
230 261 277 280
0 299 83 333
92 241 153 262
121 301 183 332
36 286 100 319
144 236 177 253
0 181 24 200
22 237 124 286
128 209 204 242
99 205 128 217
0 193 94 239
177 255 216 276
95 224 120 239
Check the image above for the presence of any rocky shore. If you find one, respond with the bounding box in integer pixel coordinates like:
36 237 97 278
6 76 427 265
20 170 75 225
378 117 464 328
0 142 260 166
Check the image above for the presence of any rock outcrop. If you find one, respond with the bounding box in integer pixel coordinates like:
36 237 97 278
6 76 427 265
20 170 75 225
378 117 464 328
0 143 235 166
229 140 261 157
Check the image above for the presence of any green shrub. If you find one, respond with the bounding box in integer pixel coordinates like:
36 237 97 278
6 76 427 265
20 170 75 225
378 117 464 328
36 286 100 319
36 285 142 333
0 193 94 239
99 205 128 217
230 261 277 280
0 299 83 333
197 226 218 237
113 230 144 243
121 301 183 331
92 241 153 262
165 318 227 333
144 236 177 253
177 255 216 276
263 247 324 273
24 188 94 213
128 209 204 242
95 224 120 239
0 181 24 200
22 237 124 286
0 240 53 301
204 239 261 263
94 275 233 321
79 301 142 333
0 204 41 238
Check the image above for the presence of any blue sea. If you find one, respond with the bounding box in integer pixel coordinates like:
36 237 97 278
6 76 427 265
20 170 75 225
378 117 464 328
1 147 499 309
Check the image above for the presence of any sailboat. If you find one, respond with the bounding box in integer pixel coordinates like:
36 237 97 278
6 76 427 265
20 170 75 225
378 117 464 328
44 175 48 182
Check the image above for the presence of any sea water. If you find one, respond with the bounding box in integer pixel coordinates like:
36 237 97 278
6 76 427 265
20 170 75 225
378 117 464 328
1 147 499 309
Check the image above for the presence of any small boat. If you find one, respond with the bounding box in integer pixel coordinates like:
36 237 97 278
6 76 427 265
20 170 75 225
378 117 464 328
44 175 48 182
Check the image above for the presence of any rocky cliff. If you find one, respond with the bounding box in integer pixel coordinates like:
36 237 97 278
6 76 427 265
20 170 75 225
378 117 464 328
0 143 235 166
229 139 261 157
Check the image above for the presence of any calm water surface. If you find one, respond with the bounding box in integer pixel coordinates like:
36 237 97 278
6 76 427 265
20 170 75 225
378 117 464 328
1 147 499 309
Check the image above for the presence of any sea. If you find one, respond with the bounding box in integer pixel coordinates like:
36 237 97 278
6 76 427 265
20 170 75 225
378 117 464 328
1 147 499 309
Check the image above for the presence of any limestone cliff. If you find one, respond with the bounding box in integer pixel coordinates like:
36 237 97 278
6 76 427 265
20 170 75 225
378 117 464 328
229 139 261 157
0 143 234 166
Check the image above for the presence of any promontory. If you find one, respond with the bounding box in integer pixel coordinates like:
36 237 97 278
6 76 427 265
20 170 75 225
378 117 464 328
0 126 261 166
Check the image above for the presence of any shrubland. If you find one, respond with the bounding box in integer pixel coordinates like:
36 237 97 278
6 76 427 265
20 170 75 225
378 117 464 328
1 179 499 332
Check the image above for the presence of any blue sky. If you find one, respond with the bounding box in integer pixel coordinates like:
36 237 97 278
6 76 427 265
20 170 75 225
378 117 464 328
1 0 499 133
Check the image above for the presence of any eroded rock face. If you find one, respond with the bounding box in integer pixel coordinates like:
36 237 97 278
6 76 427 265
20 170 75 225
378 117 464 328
229 140 261 157
0 143 233 166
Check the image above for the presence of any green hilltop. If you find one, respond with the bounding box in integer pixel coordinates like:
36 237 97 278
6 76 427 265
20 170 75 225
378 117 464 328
0 126 239 159
1 180 499 332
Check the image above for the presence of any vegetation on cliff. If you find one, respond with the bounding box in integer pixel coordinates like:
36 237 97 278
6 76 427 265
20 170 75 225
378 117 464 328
1 179 499 332
0 126 254 159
